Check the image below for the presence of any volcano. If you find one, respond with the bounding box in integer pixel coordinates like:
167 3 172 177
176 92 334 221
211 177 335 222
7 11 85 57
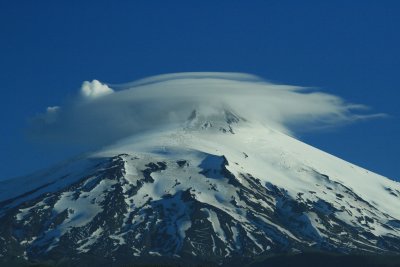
1 106 399 266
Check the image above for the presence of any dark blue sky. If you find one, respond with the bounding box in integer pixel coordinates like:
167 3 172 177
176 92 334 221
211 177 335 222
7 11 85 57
0 0 399 181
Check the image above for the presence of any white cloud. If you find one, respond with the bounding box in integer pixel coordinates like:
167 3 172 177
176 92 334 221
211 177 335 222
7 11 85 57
46 106 60 113
29 72 385 146
37 106 60 124
80 80 114 99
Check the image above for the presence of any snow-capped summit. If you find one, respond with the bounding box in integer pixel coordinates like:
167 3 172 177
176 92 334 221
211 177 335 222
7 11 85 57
183 108 244 134
1 108 399 266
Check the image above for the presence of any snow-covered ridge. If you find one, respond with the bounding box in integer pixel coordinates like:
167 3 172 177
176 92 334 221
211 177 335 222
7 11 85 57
99 113 400 220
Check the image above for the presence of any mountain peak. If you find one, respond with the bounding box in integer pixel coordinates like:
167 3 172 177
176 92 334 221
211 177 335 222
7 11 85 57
184 108 246 134
1 117 400 266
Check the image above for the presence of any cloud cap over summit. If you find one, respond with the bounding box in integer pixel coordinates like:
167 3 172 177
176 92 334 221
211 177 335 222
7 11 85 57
29 72 385 147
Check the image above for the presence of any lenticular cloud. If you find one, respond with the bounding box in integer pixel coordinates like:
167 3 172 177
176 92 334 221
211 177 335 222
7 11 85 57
29 72 384 146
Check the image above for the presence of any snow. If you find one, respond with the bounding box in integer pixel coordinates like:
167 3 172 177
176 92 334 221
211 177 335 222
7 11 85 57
177 219 192 240
2 108 400 257
77 227 104 253
306 212 326 237
230 225 241 249
0 156 105 217
15 199 51 225
201 208 227 243
91 117 400 243
53 178 114 230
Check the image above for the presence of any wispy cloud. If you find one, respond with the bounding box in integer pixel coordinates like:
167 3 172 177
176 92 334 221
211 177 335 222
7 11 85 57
28 72 385 146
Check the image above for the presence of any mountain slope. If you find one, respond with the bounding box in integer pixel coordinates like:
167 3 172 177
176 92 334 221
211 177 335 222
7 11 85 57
1 109 400 266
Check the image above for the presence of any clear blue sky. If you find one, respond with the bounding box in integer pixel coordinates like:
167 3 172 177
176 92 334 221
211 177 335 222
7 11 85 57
0 0 399 181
